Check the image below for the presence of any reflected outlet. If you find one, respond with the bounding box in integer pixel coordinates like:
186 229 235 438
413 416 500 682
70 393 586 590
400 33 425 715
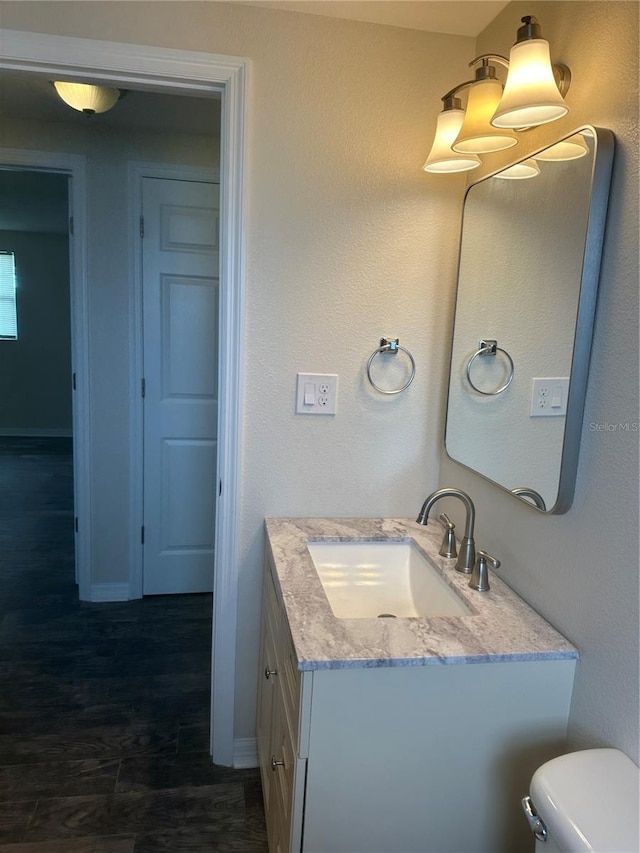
530 377 569 417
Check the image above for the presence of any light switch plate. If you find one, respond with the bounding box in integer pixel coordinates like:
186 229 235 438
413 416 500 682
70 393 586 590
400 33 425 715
530 377 569 417
296 373 338 415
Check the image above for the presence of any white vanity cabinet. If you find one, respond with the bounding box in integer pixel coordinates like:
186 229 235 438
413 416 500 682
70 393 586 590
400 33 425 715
258 521 578 853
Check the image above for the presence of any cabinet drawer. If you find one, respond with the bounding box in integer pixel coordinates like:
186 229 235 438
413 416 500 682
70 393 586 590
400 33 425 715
263 568 284 651
264 565 303 751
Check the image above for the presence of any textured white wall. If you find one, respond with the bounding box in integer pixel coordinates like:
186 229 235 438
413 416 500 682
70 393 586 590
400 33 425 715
0 2 472 739
440 1 639 760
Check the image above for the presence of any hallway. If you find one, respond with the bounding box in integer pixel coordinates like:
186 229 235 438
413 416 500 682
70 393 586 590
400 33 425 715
0 438 267 851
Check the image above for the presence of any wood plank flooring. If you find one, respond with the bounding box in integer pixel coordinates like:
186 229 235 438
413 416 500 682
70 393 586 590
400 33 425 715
0 438 268 852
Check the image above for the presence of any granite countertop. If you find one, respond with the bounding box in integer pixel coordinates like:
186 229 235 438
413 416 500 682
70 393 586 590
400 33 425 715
265 517 578 671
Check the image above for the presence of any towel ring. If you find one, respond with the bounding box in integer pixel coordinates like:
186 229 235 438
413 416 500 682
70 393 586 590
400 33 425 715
367 337 416 395
466 339 514 396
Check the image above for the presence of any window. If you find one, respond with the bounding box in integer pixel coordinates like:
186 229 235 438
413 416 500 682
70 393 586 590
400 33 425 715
0 252 18 340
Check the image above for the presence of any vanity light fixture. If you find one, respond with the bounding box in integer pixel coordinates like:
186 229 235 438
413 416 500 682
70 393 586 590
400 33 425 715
493 158 540 180
422 97 482 173
451 59 518 154
491 16 570 129
534 133 589 162
423 15 571 176
53 81 126 115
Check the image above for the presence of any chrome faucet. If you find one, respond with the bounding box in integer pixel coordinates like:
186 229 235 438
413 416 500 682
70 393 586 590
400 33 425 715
416 488 476 573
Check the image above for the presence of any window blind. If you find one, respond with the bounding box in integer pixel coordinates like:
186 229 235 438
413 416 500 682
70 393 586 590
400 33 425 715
0 252 18 340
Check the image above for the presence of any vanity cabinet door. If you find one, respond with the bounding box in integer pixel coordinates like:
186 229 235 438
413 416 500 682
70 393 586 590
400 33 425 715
256 606 278 819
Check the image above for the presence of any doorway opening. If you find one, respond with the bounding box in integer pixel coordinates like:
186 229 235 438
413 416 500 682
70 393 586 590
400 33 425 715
0 30 248 767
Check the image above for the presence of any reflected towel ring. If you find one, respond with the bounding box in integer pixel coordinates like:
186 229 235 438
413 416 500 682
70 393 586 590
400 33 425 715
466 339 514 396
367 337 416 395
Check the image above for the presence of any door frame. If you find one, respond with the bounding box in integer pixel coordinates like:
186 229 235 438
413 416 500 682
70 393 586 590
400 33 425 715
128 162 221 600
0 29 248 767
0 148 91 598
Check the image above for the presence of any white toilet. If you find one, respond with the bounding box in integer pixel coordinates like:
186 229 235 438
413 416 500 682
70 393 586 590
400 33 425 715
522 748 640 852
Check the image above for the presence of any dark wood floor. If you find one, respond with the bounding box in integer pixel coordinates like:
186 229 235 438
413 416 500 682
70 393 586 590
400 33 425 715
0 438 268 852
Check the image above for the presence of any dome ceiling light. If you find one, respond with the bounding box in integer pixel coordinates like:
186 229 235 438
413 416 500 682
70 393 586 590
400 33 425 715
53 81 127 115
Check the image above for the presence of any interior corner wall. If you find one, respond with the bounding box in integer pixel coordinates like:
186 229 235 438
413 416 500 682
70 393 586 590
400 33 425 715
0 2 474 741
0 230 72 433
439 1 639 760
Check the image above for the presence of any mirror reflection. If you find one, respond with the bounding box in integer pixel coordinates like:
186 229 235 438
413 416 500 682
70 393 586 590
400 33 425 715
445 128 613 513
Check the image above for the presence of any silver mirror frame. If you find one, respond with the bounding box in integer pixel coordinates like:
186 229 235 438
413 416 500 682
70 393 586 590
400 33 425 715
444 126 615 514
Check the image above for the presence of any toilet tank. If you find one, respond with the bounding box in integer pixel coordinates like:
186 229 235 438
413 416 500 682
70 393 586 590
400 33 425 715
529 748 639 852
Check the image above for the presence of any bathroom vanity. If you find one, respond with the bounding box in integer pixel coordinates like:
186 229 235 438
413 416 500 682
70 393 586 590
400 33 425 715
258 518 578 853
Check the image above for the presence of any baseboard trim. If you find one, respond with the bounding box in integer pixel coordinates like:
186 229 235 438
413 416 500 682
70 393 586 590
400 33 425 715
233 737 258 769
0 428 73 437
90 583 131 602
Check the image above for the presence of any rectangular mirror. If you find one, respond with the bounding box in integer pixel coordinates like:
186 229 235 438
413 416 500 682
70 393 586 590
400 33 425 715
445 127 614 513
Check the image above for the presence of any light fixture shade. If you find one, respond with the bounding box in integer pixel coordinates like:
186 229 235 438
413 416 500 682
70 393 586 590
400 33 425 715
452 79 518 154
491 39 569 128
422 108 481 173
54 81 121 114
534 133 589 161
493 158 541 180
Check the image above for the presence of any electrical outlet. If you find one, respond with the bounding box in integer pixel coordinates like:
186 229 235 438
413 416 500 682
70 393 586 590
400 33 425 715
530 377 569 417
296 373 338 415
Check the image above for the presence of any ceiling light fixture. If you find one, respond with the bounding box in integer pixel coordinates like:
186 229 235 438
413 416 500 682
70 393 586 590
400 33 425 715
423 15 571 176
53 81 126 115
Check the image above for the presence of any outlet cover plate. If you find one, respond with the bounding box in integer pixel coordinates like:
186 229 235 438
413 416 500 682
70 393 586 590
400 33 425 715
296 373 338 415
530 377 569 417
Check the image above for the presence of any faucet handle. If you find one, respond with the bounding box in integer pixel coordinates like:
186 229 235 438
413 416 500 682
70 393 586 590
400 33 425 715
437 514 457 559
469 550 500 592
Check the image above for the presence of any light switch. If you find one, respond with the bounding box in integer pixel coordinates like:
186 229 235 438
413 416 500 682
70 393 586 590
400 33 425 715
296 373 338 415
304 382 316 406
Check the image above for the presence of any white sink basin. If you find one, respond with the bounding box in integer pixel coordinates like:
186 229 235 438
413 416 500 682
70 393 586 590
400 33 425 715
306 540 471 619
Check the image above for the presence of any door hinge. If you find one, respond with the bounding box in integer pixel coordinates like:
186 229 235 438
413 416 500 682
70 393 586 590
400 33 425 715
141 525 145 545
72 372 76 391
141 378 146 398
139 214 144 239
75 516 79 533
69 216 74 235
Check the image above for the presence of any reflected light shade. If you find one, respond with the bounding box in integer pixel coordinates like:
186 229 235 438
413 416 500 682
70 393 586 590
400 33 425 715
53 81 121 115
491 39 569 128
534 133 589 161
452 79 518 154
493 158 541 180
422 108 481 174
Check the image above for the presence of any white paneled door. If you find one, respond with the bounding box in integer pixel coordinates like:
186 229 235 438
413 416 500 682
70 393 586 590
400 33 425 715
142 177 219 595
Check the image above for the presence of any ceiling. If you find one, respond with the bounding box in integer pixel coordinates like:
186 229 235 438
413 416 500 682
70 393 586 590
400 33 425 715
0 71 221 135
239 1 510 36
0 2 509 131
